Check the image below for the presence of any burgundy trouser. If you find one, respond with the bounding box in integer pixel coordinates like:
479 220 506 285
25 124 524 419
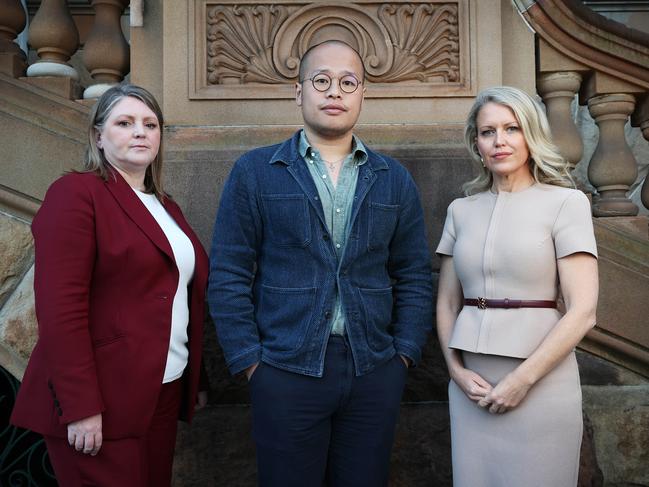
44 378 182 487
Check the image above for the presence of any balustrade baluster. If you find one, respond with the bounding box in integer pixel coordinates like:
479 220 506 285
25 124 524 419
587 93 639 216
82 0 130 99
537 71 584 167
0 0 27 77
26 0 79 79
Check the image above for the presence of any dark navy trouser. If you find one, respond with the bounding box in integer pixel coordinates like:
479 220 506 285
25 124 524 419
249 336 408 487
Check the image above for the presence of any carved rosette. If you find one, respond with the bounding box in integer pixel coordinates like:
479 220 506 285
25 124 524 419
195 1 468 98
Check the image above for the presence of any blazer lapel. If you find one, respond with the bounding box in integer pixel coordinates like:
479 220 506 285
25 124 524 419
104 170 175 262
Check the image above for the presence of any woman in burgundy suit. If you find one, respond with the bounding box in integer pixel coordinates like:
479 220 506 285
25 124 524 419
11 84 209 486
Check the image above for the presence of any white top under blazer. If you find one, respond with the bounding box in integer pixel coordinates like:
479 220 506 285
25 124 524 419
134 189 196 383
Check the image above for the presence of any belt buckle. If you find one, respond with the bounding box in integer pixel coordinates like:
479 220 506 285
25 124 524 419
477 297 487 310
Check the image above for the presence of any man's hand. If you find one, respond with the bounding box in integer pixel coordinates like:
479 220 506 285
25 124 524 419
399 355 411 368
67 413 102 456
245 362 259 381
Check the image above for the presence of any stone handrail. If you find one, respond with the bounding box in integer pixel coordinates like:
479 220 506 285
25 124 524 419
513 0 649 214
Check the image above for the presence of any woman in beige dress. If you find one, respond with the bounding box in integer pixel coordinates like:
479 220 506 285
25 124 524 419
436 86 599 487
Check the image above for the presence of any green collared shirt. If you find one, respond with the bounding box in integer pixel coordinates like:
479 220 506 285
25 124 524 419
299 130 368 335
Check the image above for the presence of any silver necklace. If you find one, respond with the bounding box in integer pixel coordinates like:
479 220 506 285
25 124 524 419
323 155 347 172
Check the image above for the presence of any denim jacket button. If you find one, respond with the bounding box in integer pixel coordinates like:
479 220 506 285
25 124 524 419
324 311 332 319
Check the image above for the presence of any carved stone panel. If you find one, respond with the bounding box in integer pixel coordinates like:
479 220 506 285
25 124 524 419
190 0 473 99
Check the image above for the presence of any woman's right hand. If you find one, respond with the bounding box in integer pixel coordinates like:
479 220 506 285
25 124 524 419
67 413 102 456
450 366 493 403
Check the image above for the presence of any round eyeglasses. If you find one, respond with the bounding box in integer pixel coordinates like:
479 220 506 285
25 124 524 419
301 73 361 94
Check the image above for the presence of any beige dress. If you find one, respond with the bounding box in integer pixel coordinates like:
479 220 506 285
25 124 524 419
436 183 597 487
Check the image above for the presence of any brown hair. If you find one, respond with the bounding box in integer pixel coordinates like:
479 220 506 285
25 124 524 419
84 84 166 200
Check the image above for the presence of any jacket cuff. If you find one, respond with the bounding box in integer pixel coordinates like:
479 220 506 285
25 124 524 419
227 346 262 376
394 339 422 367
57 397 105 426
47 376 105 426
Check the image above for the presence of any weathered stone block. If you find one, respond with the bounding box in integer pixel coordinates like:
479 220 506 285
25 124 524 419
582 385 649 486
0 265 36 380
0 212 33 308
577 350 647 386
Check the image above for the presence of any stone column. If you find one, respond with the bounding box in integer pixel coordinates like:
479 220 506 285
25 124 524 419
587 93 639 216
82 0 130 99
537 71 584 167
26 0 79 79
0 0 27 77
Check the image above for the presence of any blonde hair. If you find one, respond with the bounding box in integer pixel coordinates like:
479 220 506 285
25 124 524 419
463 86 574 195
84 84 166 200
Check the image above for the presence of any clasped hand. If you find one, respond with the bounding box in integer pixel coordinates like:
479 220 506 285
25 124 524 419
453 368 531 415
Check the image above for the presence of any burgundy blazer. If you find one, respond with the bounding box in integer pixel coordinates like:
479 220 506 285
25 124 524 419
11 169 209 439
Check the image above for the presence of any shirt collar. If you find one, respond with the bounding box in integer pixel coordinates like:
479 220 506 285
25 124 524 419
298 129 368 166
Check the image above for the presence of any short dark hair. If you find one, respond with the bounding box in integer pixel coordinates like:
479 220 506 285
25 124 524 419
298 40 366 82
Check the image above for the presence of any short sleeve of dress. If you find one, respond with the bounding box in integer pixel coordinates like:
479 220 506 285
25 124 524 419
553 190 598 259
436 200 457 256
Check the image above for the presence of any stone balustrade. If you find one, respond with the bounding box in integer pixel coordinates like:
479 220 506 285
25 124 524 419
0 0 130 98
537 63 649 216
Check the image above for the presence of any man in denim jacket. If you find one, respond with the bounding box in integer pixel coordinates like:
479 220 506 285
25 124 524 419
208 40 433 486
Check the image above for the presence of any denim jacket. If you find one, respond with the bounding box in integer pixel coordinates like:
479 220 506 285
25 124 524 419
208 131 433 377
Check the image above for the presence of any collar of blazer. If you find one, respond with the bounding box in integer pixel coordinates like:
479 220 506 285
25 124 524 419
103 167 177 263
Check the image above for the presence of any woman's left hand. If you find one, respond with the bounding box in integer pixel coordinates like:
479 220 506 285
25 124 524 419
195 391 208 411
478 370 532 414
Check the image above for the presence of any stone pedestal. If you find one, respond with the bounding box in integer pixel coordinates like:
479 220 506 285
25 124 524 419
20 75 82 100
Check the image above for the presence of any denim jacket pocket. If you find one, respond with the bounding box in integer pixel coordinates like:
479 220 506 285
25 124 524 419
368 202 400 251
358 286 394 352
257 284 317 353
260 194 311 247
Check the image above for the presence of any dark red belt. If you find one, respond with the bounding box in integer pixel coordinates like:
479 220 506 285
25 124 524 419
464 298 557 310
